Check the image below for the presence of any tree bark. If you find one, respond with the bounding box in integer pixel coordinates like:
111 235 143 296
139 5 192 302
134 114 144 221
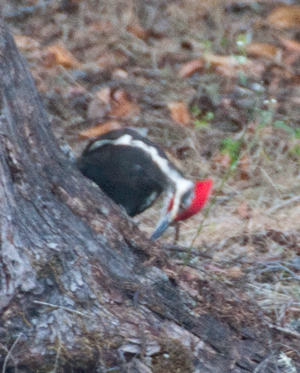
0 22 299 373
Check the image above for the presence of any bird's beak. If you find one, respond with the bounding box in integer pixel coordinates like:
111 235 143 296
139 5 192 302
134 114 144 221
151 211 173 240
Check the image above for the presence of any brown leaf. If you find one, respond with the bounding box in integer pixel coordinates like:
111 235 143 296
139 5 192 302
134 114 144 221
127 24 148 40
237 201 251 219
113 89 128 103
247 121 259 134
204 263 226 274
227 266 243 278
112 69 129 79
88 87 112 120
239 153 251 180
178 59 203 78
267 5 300 29
14 34 40 51
204 53 264 78
284 51 300 67
167 101 191 126
205 54 240 67
282 52 299 67
180 266 203 282
110 90 140 119
179 281 198 297
163 268 178 280
246 43 281 60
211 152 232 170
79 121 121 138
90 20 113 32
88 88 140 120
44 44 80 68
279 37 300 53
96 49 129 69
95 87 112 105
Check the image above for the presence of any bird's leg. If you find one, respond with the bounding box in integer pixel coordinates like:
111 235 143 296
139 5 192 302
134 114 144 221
173 221 180 244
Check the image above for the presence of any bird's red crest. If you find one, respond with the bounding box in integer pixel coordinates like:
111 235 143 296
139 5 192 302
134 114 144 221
170 179 213 222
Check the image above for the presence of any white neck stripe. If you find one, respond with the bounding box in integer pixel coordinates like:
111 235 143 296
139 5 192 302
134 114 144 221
89 135 190 185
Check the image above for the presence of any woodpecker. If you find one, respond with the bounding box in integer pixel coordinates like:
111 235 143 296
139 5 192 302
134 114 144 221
77 128 212 240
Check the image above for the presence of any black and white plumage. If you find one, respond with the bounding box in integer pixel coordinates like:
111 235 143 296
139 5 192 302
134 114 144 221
77 128 212 239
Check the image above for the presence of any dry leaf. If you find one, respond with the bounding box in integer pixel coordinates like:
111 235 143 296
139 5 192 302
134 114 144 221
204 53 264 78
67 86 87 96
211 152 232 170
247 121 259 134
178 59 203 78
267 5 300 29
127 24 148 40
113 89 128 103
163 268 178 280
179 281 198 297
204 263 226 274
237 201 251 219
88 88 140 120
279 37 300 53
180 266 203 282
227 266 243 278
88 88 112 120
291 96 300 104
205 54 242 68
168 101 191 126
110 90 140 118
44 44 80 68
113 69 128 79
90 20 113 32
95 87 112 105
79 121 121 138
96 49 129 69
246 43 280 60
239 153 251 180
110 101 140 118
14 34 40 51
96 51 117 69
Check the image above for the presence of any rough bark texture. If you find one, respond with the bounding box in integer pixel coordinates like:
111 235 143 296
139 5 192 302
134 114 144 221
0 22 299 373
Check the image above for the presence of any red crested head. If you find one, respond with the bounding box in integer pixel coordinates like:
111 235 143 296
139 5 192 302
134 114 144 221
151 178 213 240
171 179 213 222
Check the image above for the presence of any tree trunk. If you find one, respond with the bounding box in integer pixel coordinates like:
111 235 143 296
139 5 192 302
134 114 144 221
0 21 299 373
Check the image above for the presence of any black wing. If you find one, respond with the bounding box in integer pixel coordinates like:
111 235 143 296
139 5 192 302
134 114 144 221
78 142 168 216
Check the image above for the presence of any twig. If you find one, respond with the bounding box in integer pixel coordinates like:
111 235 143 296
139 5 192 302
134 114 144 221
268 195 300 213
51 331 62 373
253 356 272 373
162 244 212 258
0 343 18 373
4 0 54 21
257 264 300 281
4 6 40 21
277 343 300 359
268 323 300 339
33 301 90 318
260 167 282 198
176 261 213 277
2 333 23 373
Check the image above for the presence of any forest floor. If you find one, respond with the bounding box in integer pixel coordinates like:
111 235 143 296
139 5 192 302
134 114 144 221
5 0 300 362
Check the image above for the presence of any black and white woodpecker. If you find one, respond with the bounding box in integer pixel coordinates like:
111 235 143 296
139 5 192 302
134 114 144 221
77 128 212 240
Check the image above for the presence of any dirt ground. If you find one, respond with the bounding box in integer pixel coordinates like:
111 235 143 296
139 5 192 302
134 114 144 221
5 0 300 362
